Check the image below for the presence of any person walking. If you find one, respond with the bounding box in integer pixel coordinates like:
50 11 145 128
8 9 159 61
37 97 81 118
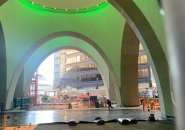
107 99 113 110
68 102 72 109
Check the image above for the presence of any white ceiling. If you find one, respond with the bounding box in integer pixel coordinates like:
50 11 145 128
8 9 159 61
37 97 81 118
27 0 106 10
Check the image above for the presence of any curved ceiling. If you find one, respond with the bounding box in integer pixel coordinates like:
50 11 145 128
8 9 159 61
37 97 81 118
24 0 107 12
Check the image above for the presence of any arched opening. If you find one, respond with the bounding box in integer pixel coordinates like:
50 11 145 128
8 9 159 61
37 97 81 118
6 32 120 110
138 43 160 111
111 0 174 117
21 49 111 110
121 23 160 115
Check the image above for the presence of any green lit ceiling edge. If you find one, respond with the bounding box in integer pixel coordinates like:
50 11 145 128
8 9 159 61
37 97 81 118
20 0 109 13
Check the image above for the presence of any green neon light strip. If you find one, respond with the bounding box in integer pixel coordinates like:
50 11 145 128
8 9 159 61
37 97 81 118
20 0 109 13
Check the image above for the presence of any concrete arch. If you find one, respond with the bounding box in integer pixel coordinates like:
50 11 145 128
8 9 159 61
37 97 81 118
0 0 7 6
109 0 174 117
6 31 120 109
0 21 7 106
23 46 115 102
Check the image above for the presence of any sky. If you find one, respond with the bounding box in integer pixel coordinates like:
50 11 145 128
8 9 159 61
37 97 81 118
37 54 54 85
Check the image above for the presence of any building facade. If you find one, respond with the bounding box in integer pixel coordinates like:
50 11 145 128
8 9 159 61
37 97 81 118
53 47 156 98
54 49 104 93
138 44 157 98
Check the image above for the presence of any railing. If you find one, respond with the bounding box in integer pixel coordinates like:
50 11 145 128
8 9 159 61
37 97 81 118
138 63 149 68
138 78 150 83
64 51 84 58
59 79 104 87
138 50 146 55
61 69 100 78
63 60 95 67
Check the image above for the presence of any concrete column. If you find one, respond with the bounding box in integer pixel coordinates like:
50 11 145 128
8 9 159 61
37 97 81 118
162 1 185 129
14 70 24 98
120 23 139 107
0 22 7 109
108 72 116 101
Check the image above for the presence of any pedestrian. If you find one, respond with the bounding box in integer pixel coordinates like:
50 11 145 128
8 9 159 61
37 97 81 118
107 99 113 110
140 98 144 105
68 102 72 109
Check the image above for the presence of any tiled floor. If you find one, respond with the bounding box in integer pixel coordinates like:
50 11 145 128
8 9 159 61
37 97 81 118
35 121 175 130
0 107 175 130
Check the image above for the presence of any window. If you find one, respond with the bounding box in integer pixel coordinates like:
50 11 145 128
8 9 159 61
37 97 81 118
138 55 148 64
138 68 149 77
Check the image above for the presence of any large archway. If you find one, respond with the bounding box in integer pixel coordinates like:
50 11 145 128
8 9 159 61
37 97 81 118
110 0 174 117
0 1 124 110
0 21 6 107
0 0 174 118
6 32 120 109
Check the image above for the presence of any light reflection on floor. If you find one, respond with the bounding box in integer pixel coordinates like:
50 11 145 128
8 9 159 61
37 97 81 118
0 108 162 126
25 111 55 124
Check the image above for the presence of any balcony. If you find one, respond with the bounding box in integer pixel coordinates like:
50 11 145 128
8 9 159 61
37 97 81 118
139 50 146 55
64 51 84 58
138 63 149 69
59 78 104 88
61 69 100 78
63 60 95 67
138 77 150 83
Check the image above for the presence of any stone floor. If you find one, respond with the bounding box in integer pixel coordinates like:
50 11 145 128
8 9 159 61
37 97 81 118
2 125 37 130
35 121 175 130
0 107 176 130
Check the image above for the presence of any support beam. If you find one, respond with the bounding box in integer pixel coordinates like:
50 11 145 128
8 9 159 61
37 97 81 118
110 0 174 117
162 1 185 129
14 70 24 98
108 72 116 102
120 23 139 107
0 22 6 110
